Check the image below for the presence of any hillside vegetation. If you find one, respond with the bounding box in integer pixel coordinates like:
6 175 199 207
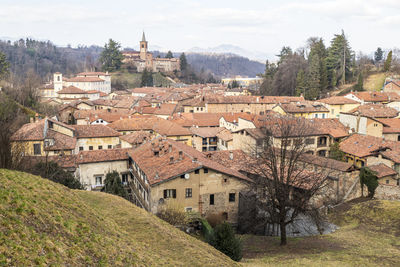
241 199 400 266
0 169 236 266
364 72 387 91
111 70 174 89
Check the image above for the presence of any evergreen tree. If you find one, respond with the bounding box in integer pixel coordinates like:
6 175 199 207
0 52 9 80
276 46 293 65
308 38 328 91
306 52 321 100
354 72 364 91
231 80 240 88
359 167 379 198
326 31 353 87
99 39 124 72
103 171 127 199
295 68 306 96
165 51 173 59
140 68 153 87
329 142 345 161
374 47 383 63
384 50 392 72
210 223 242 262
179 53 188 72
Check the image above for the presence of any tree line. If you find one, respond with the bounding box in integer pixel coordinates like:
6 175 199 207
260 31 399 99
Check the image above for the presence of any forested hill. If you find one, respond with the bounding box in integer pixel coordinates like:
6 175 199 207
0 39 102 80
0 38 265 80
186 53 265 77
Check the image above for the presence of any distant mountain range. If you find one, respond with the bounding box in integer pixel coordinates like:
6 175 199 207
187 44 271 63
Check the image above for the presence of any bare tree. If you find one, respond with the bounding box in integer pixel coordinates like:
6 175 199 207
246 117 330 245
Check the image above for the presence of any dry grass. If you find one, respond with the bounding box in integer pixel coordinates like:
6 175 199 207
0 169 237 266
241 199 400 267
364 73 387 91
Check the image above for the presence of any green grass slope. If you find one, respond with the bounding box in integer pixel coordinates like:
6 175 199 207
241 199 400 267
0 169 236 266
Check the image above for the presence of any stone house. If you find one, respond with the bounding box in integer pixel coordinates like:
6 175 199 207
126 137 251 224
73 125 121 152
190 127 224 152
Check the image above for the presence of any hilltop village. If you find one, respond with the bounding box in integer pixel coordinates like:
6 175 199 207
9 65 400 229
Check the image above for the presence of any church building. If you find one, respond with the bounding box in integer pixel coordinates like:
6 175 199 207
122 33 180 73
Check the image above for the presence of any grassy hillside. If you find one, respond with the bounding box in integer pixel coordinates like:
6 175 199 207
364 72 387 91
241 199 400 266
111 70 174 89
0 169 236 266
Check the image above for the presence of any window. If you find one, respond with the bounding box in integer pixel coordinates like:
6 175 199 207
122 173 128 184
79 146 84 151
180 174 185 178
89 146 93 150
108 145 112 149
331 109 334 114
209 194 214 205
305 138 315 145
33 143 41 155
204 168 209 174
185 207 192 212
386 180 389 184
195 169 200 174
163 189 176 199
314 114 318 118
322 114 325 119
98 145 103 150
95 176 103 186
229 193 236 202
185 188 192 198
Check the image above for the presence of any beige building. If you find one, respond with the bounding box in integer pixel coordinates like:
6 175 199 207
122 33 180 73
127 137 250 224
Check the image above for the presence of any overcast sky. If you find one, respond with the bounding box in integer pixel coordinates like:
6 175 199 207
1 0 400 59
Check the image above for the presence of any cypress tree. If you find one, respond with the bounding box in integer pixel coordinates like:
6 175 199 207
306 52 321 100
295 69 306 96
384 50 392 72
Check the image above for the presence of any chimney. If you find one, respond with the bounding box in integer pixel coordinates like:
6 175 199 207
179 151 183 160
229 151 234 160
35 113 39 122
170 156 174 163
168 144 172 153
192 157 197 163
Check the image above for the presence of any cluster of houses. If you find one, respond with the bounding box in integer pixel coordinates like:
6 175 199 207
11 75 400 225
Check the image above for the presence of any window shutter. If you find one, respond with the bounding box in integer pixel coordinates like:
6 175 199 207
173 189 176 198
163 190 167 199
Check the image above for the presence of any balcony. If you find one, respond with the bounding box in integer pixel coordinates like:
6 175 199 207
317 137 328 148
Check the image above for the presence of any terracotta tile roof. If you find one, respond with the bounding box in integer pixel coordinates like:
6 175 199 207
378 118 400 133
57 86 87 94
128 138 250 186
204 95 304 104
339 134 400 158
318 96 359 105
76 72 109 76
120 131 153 145
20 155 77 169
74 109 130 121
310 118 349 138
113 96 138 109
92 99 119 107
277 101 329 113
170 113 224 127
77 148 130 164
11 120 45 141
73 125 121 138
150 103 177 116
368 163 397 178
346 91 388 102
298 153 353 172
344 104 398 118
86 90 100 94
190 127 224 138
65 76 105 82
216 128 233 141
109 116 191 136
45 130 76 151
204 150 249 172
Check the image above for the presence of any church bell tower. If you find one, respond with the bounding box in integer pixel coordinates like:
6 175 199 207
140 32 148 60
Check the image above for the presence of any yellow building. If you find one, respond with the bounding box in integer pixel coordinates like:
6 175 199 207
127 137 250 224
272 101 329 119
317 96 360 118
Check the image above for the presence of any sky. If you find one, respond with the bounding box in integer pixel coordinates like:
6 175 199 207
1 0 400 60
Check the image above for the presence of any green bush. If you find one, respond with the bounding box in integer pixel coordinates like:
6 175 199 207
206 222 242 262
201 218 214 243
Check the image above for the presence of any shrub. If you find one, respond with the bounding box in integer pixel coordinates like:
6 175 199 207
201 218 215 243
31 161 83 189
103 171 127 199
211 223 242 262
360 167 379 198
157 201 189 226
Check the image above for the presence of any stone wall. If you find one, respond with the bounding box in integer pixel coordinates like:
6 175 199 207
375 185 400 200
